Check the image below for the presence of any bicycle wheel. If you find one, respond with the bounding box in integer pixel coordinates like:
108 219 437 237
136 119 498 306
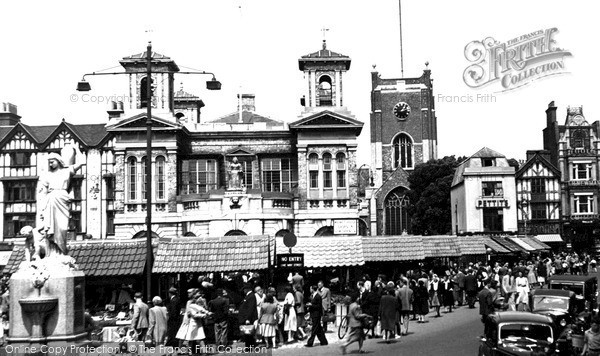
338 316 349 339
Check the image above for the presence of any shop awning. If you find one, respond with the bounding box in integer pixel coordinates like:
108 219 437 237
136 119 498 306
519 236 551 251
277 236 364 267
508 237 536 252
456 236 487 255
491 236 528 253
482 237 511 254
533 234 564 243
422 236 462 257
2 245 26 275
362 236 425 261
154 235 275 273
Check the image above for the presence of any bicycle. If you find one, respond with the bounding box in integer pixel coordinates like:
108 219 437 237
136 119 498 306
338 315 373 339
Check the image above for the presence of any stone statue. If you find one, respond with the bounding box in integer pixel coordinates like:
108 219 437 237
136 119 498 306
36 145 84 257
227 157 243 190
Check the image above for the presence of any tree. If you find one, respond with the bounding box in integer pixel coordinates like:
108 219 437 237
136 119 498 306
407 156 465 235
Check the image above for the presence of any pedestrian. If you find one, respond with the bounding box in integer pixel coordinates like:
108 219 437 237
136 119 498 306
208 288 230 349
464 269 478 308
131 292 149 341
282 286 297 343
305 285 328 347
456 268 466 306
165 287 181 347
396 278 413 336
258 294 279 349
442 275 454 313
379 288 398 343
175 288 197 348
478 279 495 335
515 270 530 311
318 281 332 333
291 271 304 291
360 280 379 338
148 296 168 347
582 317 600 356
237 287 258 348
340 295 368 355
294 285 307 340
184 294 209 355
414 280 429 323
428 274 442 317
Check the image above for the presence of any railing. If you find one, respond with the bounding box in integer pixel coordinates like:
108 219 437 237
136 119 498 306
125 203 167 213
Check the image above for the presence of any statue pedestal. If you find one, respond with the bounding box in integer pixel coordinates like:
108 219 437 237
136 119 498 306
7 260 87 355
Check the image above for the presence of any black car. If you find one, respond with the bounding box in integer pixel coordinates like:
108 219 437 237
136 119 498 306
547 275 598 311
479 311 556 356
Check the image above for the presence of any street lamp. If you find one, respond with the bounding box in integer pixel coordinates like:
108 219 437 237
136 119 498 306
77 42 221 300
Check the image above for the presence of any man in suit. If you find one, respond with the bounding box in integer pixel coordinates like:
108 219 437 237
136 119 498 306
396 278 413 337
464 269 478 308
318 281 332 332
208 288 230 349
478 279 495 335
291 272 304 291
238 287 258 347
148 296 168 346
305 285 328 347
131 292 150 341
455 268 466 306
165 287 181 347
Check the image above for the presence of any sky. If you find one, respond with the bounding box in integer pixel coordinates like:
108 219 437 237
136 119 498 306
0 0 598 166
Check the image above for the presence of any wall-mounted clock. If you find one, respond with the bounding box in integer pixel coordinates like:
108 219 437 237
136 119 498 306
393 102 411 119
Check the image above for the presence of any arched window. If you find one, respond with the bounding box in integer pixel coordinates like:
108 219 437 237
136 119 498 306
127 157 137 200
156 156 165 200
140 76 154 108
384 188 410 235
224 230 247 236
323 153 332 188
336 153 346 188
309 153 318 165
308 153 319 189
571 129 590 150
393 133 413 169
318 75 332 106
141 156 148 201
314 226 334 236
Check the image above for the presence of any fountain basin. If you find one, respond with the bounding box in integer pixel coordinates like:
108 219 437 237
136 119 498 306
19 297 58 313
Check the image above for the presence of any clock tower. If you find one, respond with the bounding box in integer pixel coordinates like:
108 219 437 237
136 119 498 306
368 64 438 235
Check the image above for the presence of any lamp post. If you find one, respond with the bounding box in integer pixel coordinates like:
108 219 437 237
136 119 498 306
77 42 221 300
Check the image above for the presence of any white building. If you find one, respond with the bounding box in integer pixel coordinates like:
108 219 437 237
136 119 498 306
451 147 518 234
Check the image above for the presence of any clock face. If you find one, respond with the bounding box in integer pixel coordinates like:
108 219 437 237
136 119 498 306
393 102 411 119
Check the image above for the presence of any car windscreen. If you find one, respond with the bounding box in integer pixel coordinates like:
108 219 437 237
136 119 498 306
533 296 569 311
499 323 553 343
550 283 584 296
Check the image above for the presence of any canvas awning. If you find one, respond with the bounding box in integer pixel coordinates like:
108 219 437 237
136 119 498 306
491 236 528 253
154 235 275 273
482 237 511 254
361 236 425 261
533 234 564 243
520 237 551 251
455 236 487 255
508 237 536 252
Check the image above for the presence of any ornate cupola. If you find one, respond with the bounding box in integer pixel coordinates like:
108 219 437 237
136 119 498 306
298 40 351 112
119 51 180 112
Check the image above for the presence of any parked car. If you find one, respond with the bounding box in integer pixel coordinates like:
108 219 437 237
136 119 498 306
479 311 556 356
547 275 597 311
530 289 589 353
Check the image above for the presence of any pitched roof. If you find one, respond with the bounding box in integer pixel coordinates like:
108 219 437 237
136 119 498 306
154 236 274 273
276 236 364 267
456 236 487 255
471 147 506 158
299 42 351 70
3 239 152 276
516 152 560 178
361 236 425 261
209 111 284 125
69 239 151 276
120 51 179 71
421 236 462 257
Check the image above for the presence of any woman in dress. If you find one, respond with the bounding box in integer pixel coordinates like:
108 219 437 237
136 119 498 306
441 275 454 313
414 280 429 323
185 294 209 355
258 294 278 348
428 275 442 317
515 271 530 311
283 286 297 343
378 288 398 343
526 261 537 287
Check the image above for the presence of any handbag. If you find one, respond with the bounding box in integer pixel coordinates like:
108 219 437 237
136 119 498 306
239 324 256 335
283 303 291 316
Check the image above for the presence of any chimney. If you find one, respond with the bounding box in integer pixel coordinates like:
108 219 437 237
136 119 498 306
0 102 21 126
546 100 557 126
237 94 255 112
107 101 124 119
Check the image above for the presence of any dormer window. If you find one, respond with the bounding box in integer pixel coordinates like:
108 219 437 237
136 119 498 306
482 158 495 167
